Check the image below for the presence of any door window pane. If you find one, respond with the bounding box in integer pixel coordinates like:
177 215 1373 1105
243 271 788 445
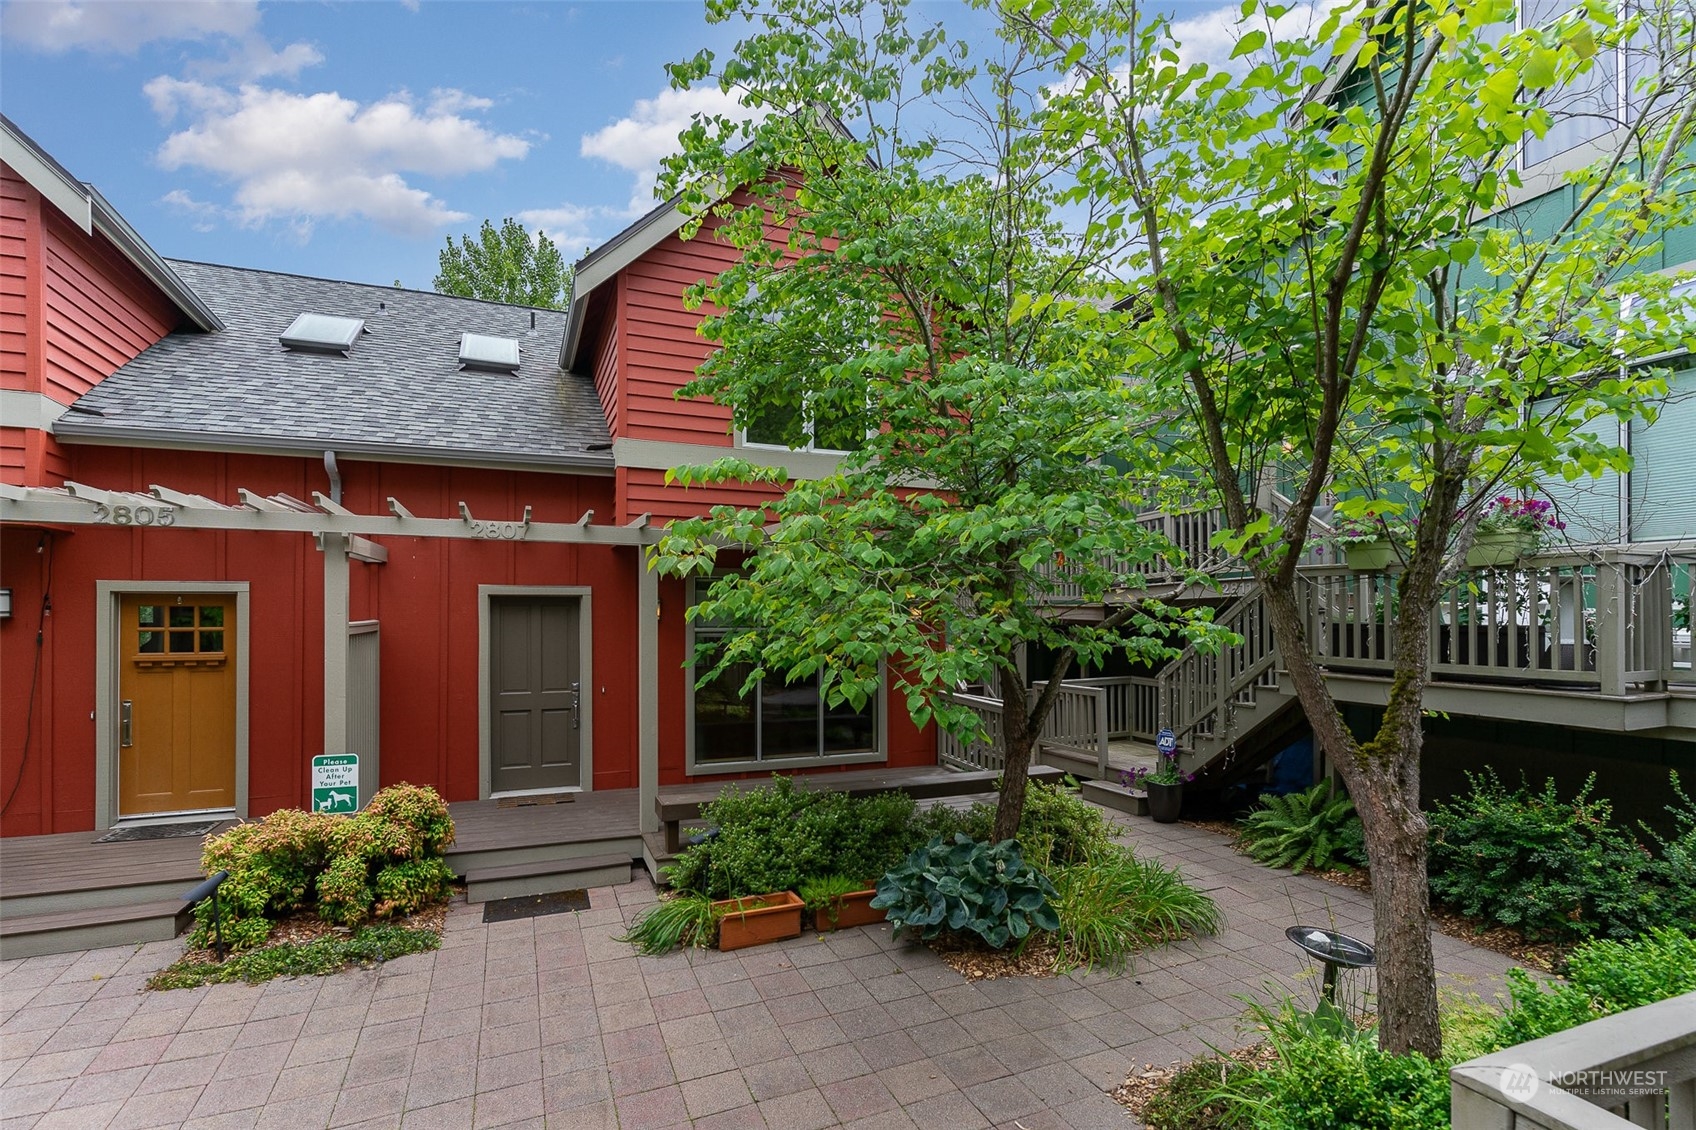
138 605 163 627
169 631 196 653
169 606 195 627
199 606 224 627
200 631 225 653
138 631 163 654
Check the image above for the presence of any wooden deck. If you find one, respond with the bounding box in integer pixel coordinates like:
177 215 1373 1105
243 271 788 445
0 825 225 906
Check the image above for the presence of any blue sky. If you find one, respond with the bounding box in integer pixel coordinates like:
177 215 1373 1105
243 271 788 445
0 0 1248 292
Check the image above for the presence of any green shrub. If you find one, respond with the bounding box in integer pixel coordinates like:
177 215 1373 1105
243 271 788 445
619 893 719 955
1015 779 1116 869
1492 926 1696 1046
1051 845 1222 972
1239 782 1367 874
1251 1032 1450 1130
871 835 1059 949
149 924 439 989
191 783 456 949
1136 1052 1264 1130
1640 772 1696 927
663 777 831 898
1427 771 1663 942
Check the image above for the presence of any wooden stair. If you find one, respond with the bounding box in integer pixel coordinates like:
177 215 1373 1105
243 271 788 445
463 853 634 904
0 899 196 960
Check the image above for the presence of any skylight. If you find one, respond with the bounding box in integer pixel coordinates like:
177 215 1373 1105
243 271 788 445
459 333 521 373
280 313 365 355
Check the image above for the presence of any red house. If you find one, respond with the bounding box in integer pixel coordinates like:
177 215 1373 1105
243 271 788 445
0 113 935 873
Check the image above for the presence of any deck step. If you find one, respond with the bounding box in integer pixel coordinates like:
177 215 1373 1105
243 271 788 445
1079 779 1150 817
464 853 633 904
0 899 193 960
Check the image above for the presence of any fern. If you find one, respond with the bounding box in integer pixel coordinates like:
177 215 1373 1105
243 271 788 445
1239 782 1368 874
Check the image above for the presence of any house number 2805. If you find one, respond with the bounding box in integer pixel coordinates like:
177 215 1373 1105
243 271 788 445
91 503 176 526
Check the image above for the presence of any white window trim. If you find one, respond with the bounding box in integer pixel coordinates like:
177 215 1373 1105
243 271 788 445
683 576 888 775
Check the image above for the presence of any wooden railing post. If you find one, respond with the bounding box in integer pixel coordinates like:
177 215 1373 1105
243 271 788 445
1594 561 1628 697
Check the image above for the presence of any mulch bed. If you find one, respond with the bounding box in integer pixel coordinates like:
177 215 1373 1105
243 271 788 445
1111 1043 1275 1127
928 931 1060 981
175 897 451 966
1182 819 1564 972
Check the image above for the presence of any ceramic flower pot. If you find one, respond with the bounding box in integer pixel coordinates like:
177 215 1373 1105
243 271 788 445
1146 781 1184 824
712 891 804 951
1343 540 1398 572
812 889 886 933
1466 531 1537 567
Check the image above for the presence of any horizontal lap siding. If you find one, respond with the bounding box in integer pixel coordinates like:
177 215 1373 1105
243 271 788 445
620 218 736 447
41 208 175 403
623 466 782 524
592 306 621 439
1 168 30 391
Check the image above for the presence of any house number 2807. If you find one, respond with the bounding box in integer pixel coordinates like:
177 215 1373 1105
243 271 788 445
469 520 527 540
91 503 176 526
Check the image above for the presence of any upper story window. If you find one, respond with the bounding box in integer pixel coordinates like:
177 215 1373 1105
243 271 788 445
1519 0 1653 169
743 396 867 453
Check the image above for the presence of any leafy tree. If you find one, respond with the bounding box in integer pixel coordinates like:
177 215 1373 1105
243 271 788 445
433 217 571 309
651 2 1215 841
1004 0 1695 1054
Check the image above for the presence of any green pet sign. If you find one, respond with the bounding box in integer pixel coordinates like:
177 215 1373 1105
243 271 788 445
311 754 359 814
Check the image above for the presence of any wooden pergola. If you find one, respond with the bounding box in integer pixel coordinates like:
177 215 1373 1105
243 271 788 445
0 482 667 833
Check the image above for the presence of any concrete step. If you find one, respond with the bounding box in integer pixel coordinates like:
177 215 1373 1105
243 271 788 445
1080 779 1149 817
464 853 633 904
0 899 193 960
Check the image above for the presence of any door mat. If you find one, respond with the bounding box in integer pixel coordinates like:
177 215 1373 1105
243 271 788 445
95 820 222 843
482 889 591 924
496 794 575 809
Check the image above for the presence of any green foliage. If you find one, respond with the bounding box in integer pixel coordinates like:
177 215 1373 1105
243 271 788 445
147 924 439 990
664 777 939 898
870 835 1059 949
1427 771 1669 942
191 784 456 948
1136 1052 1263 1130
1249 1032 1451 1130
1050 845 1222 973
1639 771 1696 928
798 873 865 912
1239 783 1368 874
618 893 719 956
1014 779 1115 870
433 217 571 309
1491 926 1696 1046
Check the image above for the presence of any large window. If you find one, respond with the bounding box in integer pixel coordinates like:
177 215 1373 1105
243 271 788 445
1519 0 1648 169
688 581 880 769
743 395 867 453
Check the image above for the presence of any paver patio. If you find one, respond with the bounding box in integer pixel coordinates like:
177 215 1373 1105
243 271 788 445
0 810 1521 1128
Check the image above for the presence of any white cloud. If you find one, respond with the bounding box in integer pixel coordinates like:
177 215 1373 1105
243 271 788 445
3 0 323 82
428 88 494 116
149 83 528 237
1167 0 1341 71
0 0 259 52
580 86 758 212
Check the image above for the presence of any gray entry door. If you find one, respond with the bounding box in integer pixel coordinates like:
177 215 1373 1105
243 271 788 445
490 597 582 793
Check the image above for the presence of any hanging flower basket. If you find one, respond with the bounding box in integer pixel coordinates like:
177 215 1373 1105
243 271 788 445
1466 530 1538 568
1342 540 1399 572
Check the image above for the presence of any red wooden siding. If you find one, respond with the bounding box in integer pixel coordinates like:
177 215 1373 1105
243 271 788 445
619 211 741 445
40 207 176 404
0 445 634 836
1 167 32 391
622 466 782 524
592 296 621 439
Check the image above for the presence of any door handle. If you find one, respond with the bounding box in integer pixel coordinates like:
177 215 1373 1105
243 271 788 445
120 700 133 747
570 682 581 729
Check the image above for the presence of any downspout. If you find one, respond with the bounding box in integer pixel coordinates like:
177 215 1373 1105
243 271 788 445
323 450 342 506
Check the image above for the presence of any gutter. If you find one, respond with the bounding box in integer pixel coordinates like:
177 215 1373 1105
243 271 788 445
51 422 617 475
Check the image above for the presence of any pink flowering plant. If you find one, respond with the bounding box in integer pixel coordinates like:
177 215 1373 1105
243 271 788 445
1476 497 1566 541
1121 746 1193 788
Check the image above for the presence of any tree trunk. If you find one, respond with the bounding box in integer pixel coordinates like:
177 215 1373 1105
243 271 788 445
1255 577 1443 1058
993 664 1036 842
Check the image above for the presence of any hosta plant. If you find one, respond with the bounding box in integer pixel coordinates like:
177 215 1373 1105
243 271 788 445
1239 782 1367 874
870 835 1059 949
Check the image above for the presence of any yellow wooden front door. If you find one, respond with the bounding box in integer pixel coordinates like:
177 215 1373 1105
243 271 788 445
118 594 238 816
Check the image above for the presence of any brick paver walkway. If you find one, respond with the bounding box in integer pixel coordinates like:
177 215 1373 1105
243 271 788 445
0 812 1519 1128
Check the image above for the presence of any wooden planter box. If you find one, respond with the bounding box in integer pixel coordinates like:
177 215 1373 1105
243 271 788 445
812 889 886 933
713 891 804 951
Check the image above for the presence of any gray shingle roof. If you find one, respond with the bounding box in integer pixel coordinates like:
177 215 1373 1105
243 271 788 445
56 261 612 471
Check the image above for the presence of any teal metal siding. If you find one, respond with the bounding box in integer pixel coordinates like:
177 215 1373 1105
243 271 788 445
1630 367 1696 541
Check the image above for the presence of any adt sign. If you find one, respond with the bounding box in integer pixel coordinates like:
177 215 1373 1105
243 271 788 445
1155 729 1177 755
